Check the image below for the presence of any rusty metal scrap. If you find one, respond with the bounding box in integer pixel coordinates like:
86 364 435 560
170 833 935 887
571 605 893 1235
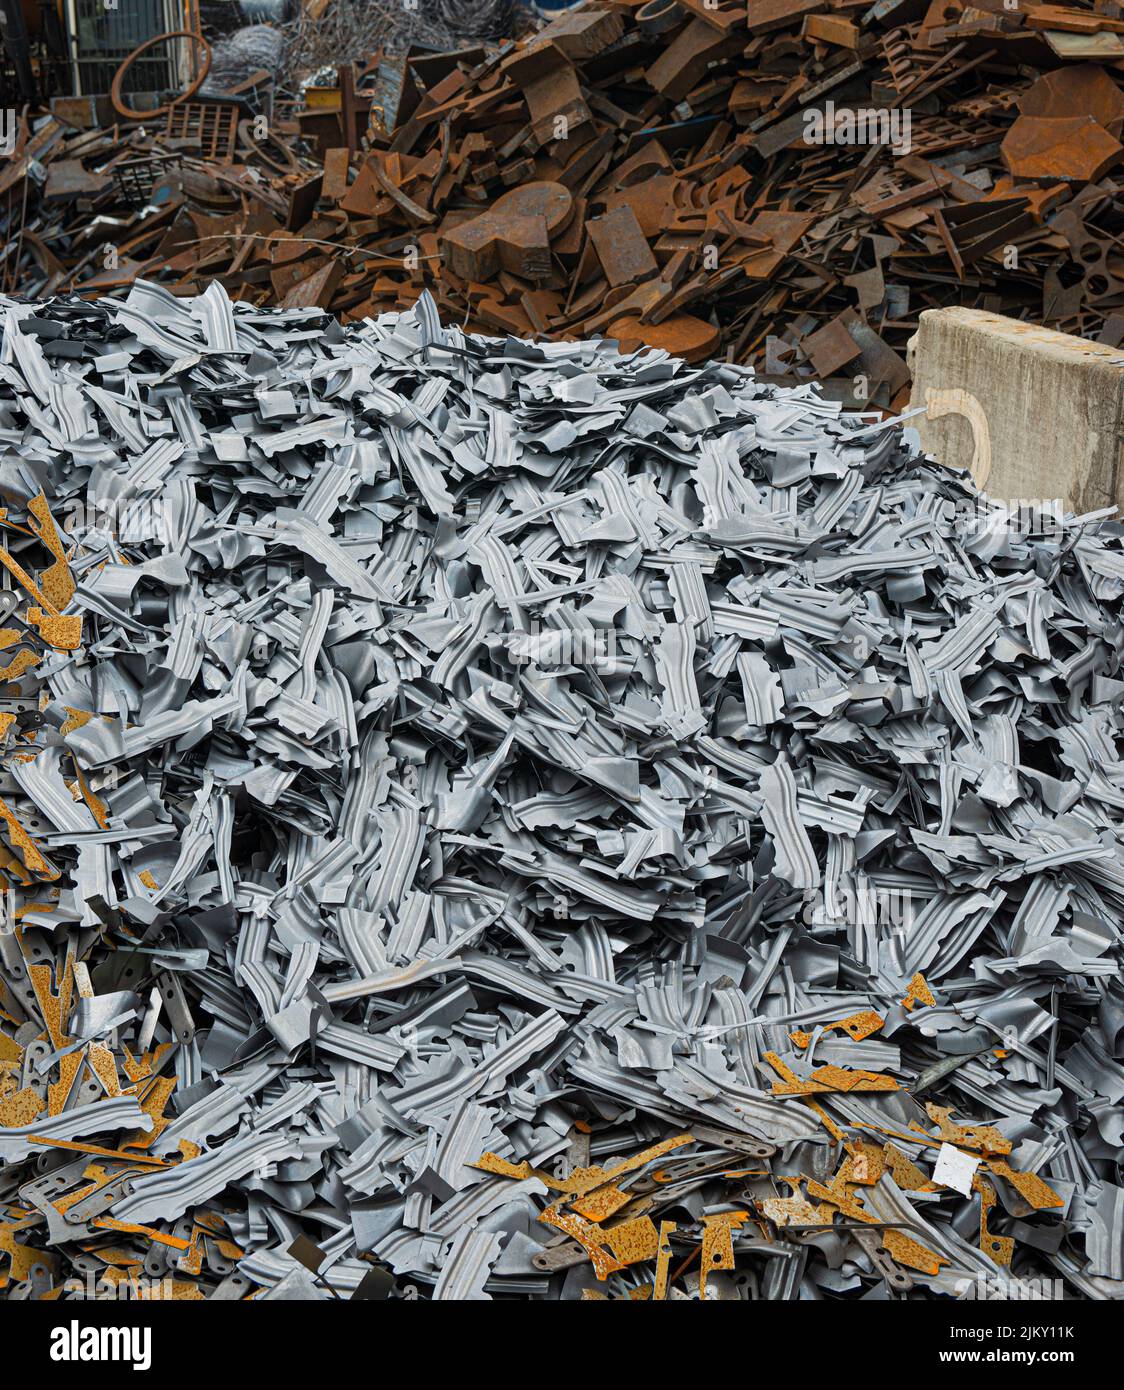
109 32 213 123
8 4 1124 404
0 284 1121 1302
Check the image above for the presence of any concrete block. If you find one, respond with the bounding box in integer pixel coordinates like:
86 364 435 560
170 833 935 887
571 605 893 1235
907 307 1124 514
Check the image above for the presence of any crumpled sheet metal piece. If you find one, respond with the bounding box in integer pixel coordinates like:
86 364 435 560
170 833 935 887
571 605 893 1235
0 283 1120 1301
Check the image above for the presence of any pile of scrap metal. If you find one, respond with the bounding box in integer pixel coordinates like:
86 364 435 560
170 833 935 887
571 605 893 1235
0 52 320 302
0 283 1121 1301
8 3 1124 404
277 0 525 86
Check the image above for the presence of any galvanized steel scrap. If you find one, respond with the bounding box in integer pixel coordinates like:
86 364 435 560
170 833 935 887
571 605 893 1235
0 284 1120 1301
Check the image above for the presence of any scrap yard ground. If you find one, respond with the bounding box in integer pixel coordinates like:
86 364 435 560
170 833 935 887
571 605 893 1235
0 0 1120 1326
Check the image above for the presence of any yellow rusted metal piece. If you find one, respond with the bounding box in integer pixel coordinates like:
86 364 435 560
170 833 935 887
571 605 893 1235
73 764 109 829
123 1075 177 1150
484 1134 695 1278
1 801 58 882
698 1211 748 1298
987 1159 1064 1210
27 953 74 1049
790 1009 884 1050
760 1176 827 1228
47 1051 83 1117
121 1047 147 1085
0 548 52 614
191 1212 244 1260
0 1221 56 1282
771 1064 899 1096
602 1215 659 1267
26 608 82 651
54 1163 125 1217
0 846 32 886
476 1132 693 1200
177 1226 206 1276
822 1065 891 1093
120 1042 173 1086
814 1064 898 1091
901 972 936 1010
27 492 76 611
923 1103 1011 1156
473 1151 585 1193
762 1051 846 1141
0 1086 43 1128
881 1229 944 1277
841 1141 884 1186
304 86 342 110
976 1175 1014 1266
805 1176 946 1276
653 1219 677 1300
86 1042 124 1099
572 1182 632 1222
0 650 40 685
538 1207 660 1281
760 1193 825 1227
0 499 81 655
883 1143 939 1193
59 706 94 735
538 1203 626 1281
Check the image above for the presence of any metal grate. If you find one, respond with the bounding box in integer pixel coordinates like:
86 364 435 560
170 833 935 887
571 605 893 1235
112 152 182 208
68 0 179 100
165 100 238 159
